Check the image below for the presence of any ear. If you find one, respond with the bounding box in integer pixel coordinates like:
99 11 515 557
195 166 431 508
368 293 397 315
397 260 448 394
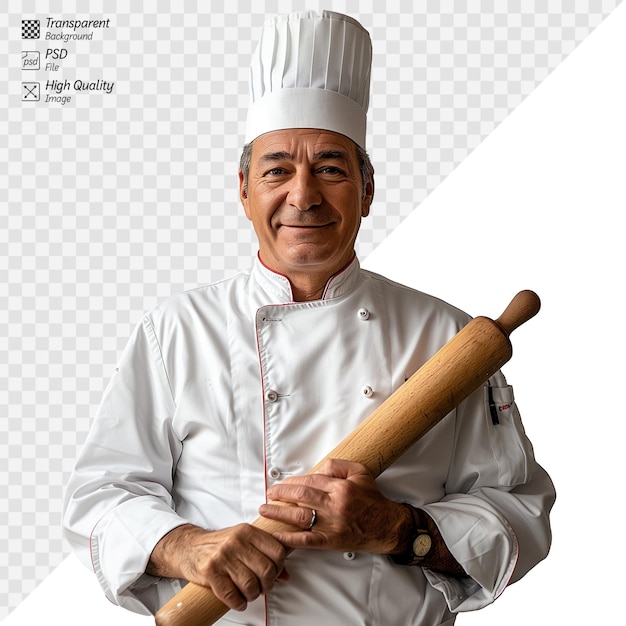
361 170 375 217
239 171 252 220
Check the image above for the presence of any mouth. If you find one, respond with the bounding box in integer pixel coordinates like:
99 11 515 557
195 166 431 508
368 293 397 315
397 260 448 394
280 223 334 229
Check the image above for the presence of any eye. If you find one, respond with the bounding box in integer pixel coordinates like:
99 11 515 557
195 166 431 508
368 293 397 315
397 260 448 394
265 167 286 176
317 166 346 176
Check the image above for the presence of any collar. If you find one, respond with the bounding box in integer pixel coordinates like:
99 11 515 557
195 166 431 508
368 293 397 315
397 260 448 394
251 254 362 304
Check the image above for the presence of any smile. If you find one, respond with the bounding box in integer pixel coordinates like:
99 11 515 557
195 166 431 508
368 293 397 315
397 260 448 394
280 223 333 229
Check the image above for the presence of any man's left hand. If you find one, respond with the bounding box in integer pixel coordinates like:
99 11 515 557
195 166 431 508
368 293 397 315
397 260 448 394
258 459 411 554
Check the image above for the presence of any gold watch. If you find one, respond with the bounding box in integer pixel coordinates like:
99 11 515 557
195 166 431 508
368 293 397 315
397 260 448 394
391 504 432 566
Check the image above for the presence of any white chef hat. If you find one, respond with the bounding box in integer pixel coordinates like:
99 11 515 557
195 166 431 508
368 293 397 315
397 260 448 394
245 10 372 148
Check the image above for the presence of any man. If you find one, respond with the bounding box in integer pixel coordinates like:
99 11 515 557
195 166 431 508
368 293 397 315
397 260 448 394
63 11 555 625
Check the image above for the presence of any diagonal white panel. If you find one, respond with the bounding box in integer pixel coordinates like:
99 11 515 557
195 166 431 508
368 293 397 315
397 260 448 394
1 554 151 625
364 3 625 625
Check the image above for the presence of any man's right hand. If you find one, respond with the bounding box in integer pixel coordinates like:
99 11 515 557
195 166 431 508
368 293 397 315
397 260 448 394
146 523 289 612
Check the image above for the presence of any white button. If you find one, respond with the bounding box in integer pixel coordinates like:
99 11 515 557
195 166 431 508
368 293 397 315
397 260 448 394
265 389 279 403
357 307 370 320
361 385 374 398
269 467 281 479
343 551 356 560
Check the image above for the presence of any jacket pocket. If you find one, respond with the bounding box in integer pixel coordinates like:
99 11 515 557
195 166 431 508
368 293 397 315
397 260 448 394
484 374 533 488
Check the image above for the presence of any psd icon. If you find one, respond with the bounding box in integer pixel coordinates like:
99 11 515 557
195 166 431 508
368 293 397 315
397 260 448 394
22 19 40 39
22 51 40 70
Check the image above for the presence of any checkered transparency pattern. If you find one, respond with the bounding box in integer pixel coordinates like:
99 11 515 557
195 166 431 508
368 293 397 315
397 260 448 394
0 0 621 618
21 19 41 39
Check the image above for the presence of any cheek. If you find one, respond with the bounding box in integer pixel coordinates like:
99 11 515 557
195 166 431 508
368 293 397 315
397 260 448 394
247 192 275 227
252 209 283 245
342 198 365 232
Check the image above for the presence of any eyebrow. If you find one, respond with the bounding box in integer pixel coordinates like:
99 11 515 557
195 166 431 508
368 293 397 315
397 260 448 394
258 150 351 164
313 150 350 162
258 151 292 164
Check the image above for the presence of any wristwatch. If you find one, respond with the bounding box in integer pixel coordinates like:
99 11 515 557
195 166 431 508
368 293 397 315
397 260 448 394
391 504 433 566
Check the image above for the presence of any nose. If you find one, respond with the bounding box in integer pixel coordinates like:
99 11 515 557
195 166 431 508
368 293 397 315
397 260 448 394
287 169 322 212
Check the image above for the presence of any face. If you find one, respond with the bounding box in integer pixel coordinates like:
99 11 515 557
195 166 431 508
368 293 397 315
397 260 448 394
240 128 373 281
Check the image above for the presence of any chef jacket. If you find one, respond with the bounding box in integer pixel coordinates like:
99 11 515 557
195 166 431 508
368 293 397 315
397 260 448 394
63 256 555 626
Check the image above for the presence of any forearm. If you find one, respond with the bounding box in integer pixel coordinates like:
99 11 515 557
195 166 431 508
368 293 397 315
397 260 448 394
146 523 202 580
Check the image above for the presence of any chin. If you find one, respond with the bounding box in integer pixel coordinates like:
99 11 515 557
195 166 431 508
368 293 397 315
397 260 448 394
283 245 337 265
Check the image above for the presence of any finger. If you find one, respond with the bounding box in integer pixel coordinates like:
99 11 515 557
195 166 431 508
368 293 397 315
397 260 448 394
209 548 282 609
207 527 288 599
208 572 249 612
271 529 328 550
246 527 290 566
259 502 317 529
313 458 372 479
238 536 288 594
266 480 328 506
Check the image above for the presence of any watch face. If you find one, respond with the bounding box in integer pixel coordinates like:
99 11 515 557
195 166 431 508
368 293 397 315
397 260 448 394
413 533 432 558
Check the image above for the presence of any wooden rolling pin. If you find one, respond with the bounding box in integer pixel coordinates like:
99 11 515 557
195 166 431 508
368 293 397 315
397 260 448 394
155 290 541 626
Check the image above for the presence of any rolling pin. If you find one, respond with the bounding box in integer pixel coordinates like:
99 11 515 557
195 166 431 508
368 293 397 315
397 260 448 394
155 290 541 626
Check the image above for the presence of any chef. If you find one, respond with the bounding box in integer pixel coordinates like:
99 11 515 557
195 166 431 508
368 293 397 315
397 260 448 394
63 10 555 625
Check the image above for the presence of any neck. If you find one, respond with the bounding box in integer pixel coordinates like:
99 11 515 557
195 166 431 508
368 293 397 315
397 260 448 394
288 273 330 301
257 253 356 302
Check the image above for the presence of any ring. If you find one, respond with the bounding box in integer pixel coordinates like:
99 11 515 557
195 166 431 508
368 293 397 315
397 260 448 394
307 508 317 530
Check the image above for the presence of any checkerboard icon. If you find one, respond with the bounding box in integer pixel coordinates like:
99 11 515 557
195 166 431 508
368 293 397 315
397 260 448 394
22 19 40 39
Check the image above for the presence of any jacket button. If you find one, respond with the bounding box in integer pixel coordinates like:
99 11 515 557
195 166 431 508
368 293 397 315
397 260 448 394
343 551 356 560
361 385 374 398
357 307 370 320
269 467 281 479
265 389 279 403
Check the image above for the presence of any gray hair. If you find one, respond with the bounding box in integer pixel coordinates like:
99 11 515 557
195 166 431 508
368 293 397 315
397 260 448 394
239 140 374 197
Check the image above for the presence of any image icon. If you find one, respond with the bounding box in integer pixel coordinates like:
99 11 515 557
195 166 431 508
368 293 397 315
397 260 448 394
22 82 40 101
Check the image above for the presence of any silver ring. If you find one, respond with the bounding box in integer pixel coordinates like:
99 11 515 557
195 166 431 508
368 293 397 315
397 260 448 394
307 508 317 530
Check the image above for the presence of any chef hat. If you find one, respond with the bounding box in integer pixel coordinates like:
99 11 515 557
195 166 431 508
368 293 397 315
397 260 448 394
245 10 372 148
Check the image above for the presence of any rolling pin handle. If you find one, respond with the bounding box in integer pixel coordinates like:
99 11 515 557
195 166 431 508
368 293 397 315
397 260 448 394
495 290 541 336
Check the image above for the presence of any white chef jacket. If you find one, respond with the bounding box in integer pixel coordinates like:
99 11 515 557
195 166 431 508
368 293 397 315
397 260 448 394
63 256 555 626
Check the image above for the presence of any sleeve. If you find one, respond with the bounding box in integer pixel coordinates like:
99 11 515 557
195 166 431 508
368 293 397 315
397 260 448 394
420 370 556 613
62 315 188 615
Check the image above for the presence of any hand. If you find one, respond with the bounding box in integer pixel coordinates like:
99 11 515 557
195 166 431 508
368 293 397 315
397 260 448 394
258 459 411 554
146 523 289 612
